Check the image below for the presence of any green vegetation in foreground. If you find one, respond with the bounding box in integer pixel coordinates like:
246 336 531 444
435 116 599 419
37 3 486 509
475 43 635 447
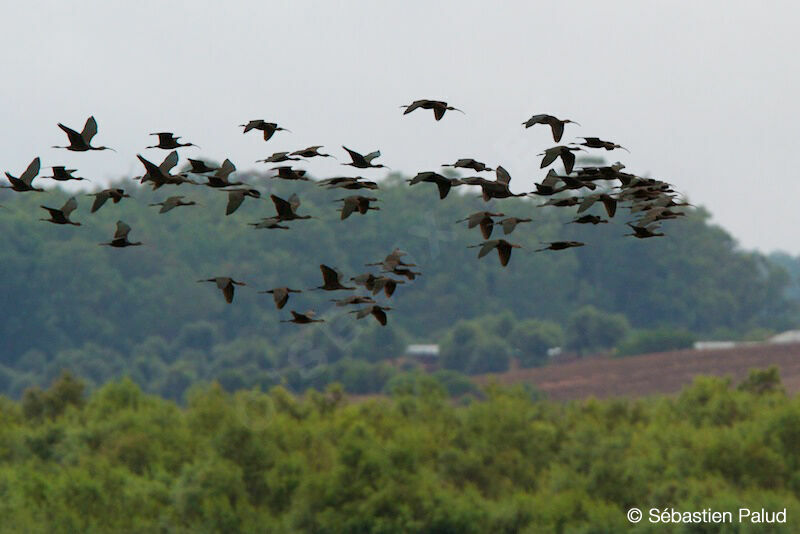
0 175 797 399
0 369 799 532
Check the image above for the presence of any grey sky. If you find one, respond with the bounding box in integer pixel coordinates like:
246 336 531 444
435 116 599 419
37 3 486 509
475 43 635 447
2 1 798 252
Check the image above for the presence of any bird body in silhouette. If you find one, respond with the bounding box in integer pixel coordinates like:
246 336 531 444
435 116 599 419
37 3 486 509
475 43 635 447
337 195 380 219
401 99 464 120
44 166 88 182
149 196 197 214
88 188 130 213
535 241 585 252
198 277 246 303
331 295 376 306
499 217 532 235
350 305 393 326
538 146 585 174
577 137 629 152
53 116 114 151
281 310 324 324
407 172 462 199
314 265 355 291
342 146 387 169
186 159 219 174
468 239 521 266
100 221 142 247
442 158 492 172
225 188 261 215
318 176 379 190
570 214 608 225
270 166 309 181
626 223 665 239
256 152 302 164
458 211 505 239
260 287 302 309
522 114 580 142
137 151 194 189
460 166 523 201
3 158 44 192
249 217 289 230
147 132 199 150
290 146 334 159
40 197 80 226
270 193 311 222
578 193 618 217
240 120 289 141
365 249 416 271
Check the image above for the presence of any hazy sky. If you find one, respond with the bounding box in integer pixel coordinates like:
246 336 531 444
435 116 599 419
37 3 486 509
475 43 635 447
2 1 798 252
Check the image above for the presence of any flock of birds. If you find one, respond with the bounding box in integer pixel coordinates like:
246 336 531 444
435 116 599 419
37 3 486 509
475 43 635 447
2 99 688 327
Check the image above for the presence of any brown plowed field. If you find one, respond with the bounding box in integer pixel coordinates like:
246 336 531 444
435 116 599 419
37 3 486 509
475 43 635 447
473 342 800 400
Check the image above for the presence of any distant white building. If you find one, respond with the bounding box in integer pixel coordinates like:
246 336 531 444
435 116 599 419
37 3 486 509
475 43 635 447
693 341 738 351
406 344 439 357
769 330 800 344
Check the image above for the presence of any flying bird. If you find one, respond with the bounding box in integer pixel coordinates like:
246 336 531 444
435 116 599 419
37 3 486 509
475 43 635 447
99 221 142 247
401 99 464 121
198 277 247 303
87 188 130 213
281 310 324 324
407 172 462 199
314 265 355 291
442 158 493 172
2 158 44 192
569 214 608 225
522 114 580 142
240 120 290 141
538 146 585 174
577 137 629 152
330 295 376 307
342 146 388 169
290 146 334 159
186 159 219 174
270 193 311 222
53 116 114 151
43 166 88 182
468 239 521 267
149 196 197 214
40 197 80 226
248 217 290 230
259 287 302 309
337 195 380 219
499 217 532 235
350 305 393 326
270 166 309 181
225 188 260 215
147 132 199 150
317 176 379 190
256 152 302 164
535 241 585 252
457 211 505 239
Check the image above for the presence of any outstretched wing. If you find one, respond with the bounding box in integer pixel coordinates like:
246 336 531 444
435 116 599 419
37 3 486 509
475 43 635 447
270 194 293 218
319 264 339 287
114 220 132 240
495 165 512 185
477 240 498 259
61 196 78 216
90 192 109 213
20 157 41 185
81 116 98 143
226 190 245 215
160 150 179 172
364 150 381 163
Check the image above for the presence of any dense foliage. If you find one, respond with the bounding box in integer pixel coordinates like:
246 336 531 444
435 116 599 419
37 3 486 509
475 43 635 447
0 370 797 532
0 174 796 398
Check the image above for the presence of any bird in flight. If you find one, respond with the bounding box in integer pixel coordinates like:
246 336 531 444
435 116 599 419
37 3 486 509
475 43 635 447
468 239 521 267
99 221 142 248
198 277 247 303
342 146 388 169
577 137 629 152
147 132 199 150
149 196 198 214
40 197 80 226
3 158 44 192
53 116 115 151
350 305 393 326
401 99 464 121
260 287 302 309
87 188 130 213
43 166 89 182
240 120 290 141
522 114 580 142
281 310 324 324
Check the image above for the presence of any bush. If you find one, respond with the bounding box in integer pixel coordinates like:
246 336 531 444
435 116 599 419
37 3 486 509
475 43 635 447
566 306 630 356
616 327 696 356
511 319 564 368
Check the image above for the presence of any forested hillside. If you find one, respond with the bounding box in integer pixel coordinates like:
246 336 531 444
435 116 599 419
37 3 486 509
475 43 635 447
0 174 795 399
0 370 797 532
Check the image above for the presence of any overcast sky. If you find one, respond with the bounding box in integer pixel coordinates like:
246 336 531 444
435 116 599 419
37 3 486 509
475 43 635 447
2 1 798 252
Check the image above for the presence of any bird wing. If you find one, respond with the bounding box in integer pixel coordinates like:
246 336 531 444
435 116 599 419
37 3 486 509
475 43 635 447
435 180 452 199
270 195 293 218
58 123 85 147
222 282 235 303
81 116 98 143
477 240 499 258
61 197 78 216
433 106 446 121
372 307 388 325
90 192 109 213
215 159 236 178
561 150 576 174
226 191 245 215
497 241 513 266
495 165 512 185
288 193 301 211
341 146 364 164
160 151 179 172
152 132 173 145
40 206 62 219
340 198 357 219
20 157 41 185
402 100 425 114
501 219 516 235
364 150 381 163
479 218 494 239
550 121 564 143
272 288 289 309
601 196 617 218
523 114 548 128
114 221 132 240
540 149 559 169
319 265 339 287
